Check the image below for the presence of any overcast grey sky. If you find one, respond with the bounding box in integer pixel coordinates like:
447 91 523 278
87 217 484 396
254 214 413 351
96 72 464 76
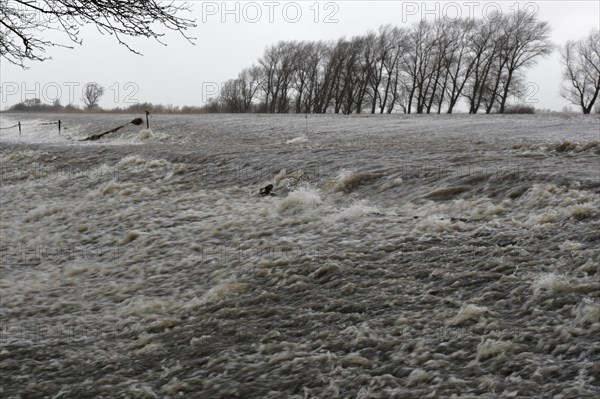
1 1 599 111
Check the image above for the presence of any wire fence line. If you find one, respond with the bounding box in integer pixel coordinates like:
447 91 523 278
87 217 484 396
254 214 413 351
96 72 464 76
1 114 149 137
0 123 21 130
0 120 62 134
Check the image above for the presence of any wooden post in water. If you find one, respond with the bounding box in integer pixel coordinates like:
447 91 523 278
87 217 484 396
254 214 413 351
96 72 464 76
58 120 61 135
18 122 21 135
145 111 150 129
81 118 144 141
305 114 308 135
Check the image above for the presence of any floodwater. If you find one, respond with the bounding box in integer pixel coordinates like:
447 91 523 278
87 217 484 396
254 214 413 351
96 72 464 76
1 113 599 398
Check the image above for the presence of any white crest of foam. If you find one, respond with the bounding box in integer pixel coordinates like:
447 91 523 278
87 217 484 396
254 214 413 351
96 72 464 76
322 169 380 193
406 368 431 386
449 303 488 326
286 136 308 144
330 200 381 222
116 155 171 170
99 128 171 145
25 204 63 221
137 129 153 140
559 240 584 251
278 183 323 213
573 298 600 326
532 273 570 296
187 279 249 308
475 339 513 361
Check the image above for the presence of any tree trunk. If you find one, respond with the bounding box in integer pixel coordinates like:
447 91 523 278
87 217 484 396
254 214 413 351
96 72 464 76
498 69 514 114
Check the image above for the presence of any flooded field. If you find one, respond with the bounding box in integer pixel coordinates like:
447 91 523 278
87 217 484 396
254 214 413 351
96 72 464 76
1 113 599 398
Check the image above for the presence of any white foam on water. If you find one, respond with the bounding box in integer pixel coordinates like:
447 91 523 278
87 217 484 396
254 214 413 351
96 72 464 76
127 384 158 398
24 204 63 222
329 200 382 222
565 205 597 219
449 304 488 326
116 297 184 323
278 183 323 214
532 273 570 296
475 339 513 362
573 298 600 327
0 148 49 162
379 177 403 191
162 377 188 395
286 135 309 144
137 129 153 140
116 154 172 170
524 211 559 226
406 368 431 386
559 240 584 251
323 169 380 193
97 180 137 196
114 128 170 144
188 279 250 307
522 183 597 210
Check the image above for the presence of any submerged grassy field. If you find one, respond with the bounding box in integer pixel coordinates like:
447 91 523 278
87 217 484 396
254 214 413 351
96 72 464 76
1 113 599 398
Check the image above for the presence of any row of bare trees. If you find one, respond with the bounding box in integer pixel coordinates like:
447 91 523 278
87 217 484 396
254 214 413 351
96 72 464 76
212 10 553 114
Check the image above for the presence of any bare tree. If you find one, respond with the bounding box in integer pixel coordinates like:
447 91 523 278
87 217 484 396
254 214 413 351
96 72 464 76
291 42 311 113
380 29 407 113
483 14 512 114
239 66 262 113
353 34 375 114
258 41 299 113
403 21 439 114
309 41 341 113
464 18 498 113
327 36 368 115
258 46 278 112
426 20 453 114
496 10 553 113
1 0 196 67
560 30 600 114
327 39 354 113
366 26 406 114
366 25 397 113
464 14 510 114
416 24 438 114
388 71 410 113
443 19 477 113
307 41 336 113
219 79 243 113
81 83 104 109
279 39 331 114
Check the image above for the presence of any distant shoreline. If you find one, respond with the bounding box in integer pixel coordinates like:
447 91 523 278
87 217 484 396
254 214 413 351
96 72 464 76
0 110 208 115
0 110 589 116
